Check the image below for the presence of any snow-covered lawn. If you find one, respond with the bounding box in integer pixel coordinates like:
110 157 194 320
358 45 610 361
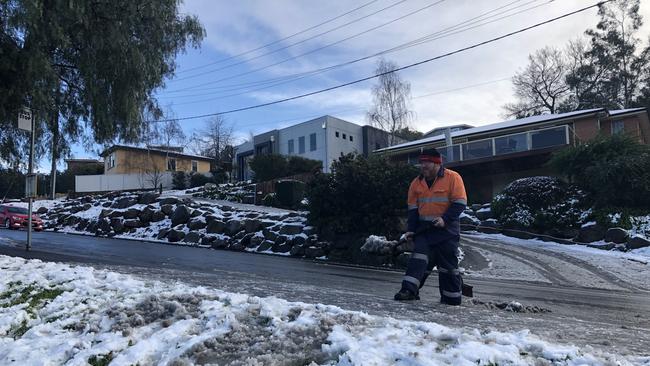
0 255 648 365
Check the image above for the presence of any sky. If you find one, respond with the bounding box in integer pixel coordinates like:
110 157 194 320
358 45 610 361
64 0 650 164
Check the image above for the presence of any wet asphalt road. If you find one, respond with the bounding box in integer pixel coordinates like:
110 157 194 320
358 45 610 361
1 229 649 356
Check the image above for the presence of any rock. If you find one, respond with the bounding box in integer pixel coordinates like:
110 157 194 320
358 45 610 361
82 203 92 211
159 197 180 205
206 220 226 234
69 206 84 214
102 202 112 208
157 229 170 240
279 224 303 235
151 210 166 222
614 244 628 252
257 240 274 252
226 220 242 235
112 197 137 209
502 229 536 240
76 219 89 231
139 207 154 223
272 242 293 253
586 242 616 251
123 219 142 228
190 210 202 218
234 231 246 240
274 235 287 245
475 208 493 221
167 230 186 242
201 236 216 245
304 246 325 258
242 219 262 233
183 231 202 243
138 192 159 204
289 244 305 257
576 223 606 243
99 209 113 219
291 236 307 246
627 236 650 250
250 235 264 247
460 215 480 228
36 207 49 215
263 229 279 242
605 228 629 244
240 233 255 247
123 208 140 220
109 211 123 219
110 218 125 233
171 206 191 226
97 218 112 234
188 219 207 230
477 220 501 234
211 238 229 249
230 242 245 251
161 204 174 216
303 226 316 236
470 204 483 211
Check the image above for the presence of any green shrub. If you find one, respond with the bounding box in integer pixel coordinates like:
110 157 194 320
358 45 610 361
249 154 322 182
549 133 650 209
172 171 187 190
492 176 588 233
306 154 418 240
189 172 213 188
275 180 305 208
261 193 279 207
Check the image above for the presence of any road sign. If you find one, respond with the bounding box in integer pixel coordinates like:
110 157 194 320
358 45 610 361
18 108 32 131
25 174 37 198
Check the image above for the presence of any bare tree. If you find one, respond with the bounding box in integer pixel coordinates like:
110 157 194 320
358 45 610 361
503 47 570 118
191 115 234 169
366 59 414 146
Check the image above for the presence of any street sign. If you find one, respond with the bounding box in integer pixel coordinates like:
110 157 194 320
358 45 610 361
18 108 32 131
25 174 37 198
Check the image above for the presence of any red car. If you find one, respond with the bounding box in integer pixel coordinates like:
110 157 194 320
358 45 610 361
0 205 44 231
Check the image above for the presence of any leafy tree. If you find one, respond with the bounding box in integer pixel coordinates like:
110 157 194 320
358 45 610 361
366 58 414 146
393 127 424 141
0 0 204 196
249 154 321 182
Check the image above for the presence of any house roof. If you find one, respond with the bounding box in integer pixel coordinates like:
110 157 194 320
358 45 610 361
376 108 632 153
64 159 103 163
423 124 474 136
100 145 212 161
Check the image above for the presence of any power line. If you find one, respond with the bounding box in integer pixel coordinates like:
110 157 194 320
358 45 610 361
161 0 545 105
160 0 536 96
168 0 446 88
178 0 381 74
147 1 610 124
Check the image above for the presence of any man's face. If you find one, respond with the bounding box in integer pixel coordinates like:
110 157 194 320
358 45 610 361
420 161 440 178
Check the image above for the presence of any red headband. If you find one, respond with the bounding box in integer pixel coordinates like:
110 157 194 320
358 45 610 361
419 155 442 164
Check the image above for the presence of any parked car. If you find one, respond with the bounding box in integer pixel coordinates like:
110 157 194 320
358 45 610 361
0 205 44 231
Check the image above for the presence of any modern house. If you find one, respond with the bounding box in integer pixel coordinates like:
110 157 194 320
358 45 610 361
101 145 212 175
375 107 650 203
233 115 404 181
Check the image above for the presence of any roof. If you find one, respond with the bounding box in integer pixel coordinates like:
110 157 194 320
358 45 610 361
609 107 647 116
376 108 606 153
100 145 212 161
64 159 103 163
423 124 474 136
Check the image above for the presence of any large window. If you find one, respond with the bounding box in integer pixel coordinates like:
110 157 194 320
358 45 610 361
612 120 624 134
288 139 294 154
495 132 528 155
438 145 461 162
298 136 305 154
531 126 567 149
191 160 198 172
310 133 317 151
167 158 176 171
108 153 116 170
462 140 493 160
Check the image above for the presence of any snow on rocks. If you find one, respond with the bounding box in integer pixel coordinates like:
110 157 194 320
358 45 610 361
0 255 644 365
34 191 327 260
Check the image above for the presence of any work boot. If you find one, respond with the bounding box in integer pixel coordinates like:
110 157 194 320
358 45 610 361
394 289 420 301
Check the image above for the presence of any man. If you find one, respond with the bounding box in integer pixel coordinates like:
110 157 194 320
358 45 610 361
394 148 467 305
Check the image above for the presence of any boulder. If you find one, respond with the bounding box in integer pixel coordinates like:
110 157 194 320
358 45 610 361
605 228 629 244
171 206 191 226
151 210 166 222
159 197 180 205
112 197 137 209
291 235 307 247
201 236 216 245
279 224 303 235
240 233 255 248
627 236 650 250
206 220 226 234
190 210 202 218
274 235 288 245
576 223 606 243
69 206 84 214
109 211 124 219
304 246 326 258
586 242 616 251
138 192 159 205
477 220 501 234
230 242 245 251
82 203 92 211
166 230 185 242
183 231 202 243
211 238 229 249
272 242 293 253
110 218 125 233
226 220 242 235
242 219 262 233
475 208 493 221
123 208 140 220
289 244 305 257
76 219 89 231
257 240 274 252
139 207 154 223
123 219 142 228
97 218 112 234
250 235 265 247
157 229 170 240
263 229 279 242
188 219 207 231
99 209 113 219
161 204 174 216
102 202 112 208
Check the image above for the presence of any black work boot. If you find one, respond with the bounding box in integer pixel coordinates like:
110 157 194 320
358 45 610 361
394 289 420 301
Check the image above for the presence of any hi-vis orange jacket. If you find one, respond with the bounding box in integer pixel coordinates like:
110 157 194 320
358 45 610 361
407 168 467 236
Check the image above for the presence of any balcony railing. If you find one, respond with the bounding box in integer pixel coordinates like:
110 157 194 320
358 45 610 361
407 125 569 164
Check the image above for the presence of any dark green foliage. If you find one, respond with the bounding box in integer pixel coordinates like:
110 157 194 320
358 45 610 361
189 172 213 188
172 171 187 190
88 352 114 366
549 134 650 209
0 168 24 200
249 154 321 182
492 176 588 232
275 180 306 209
261 193 279 207
394 127 424 141
306 154 418 239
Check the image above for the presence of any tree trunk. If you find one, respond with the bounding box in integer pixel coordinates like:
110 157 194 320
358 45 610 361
50 111 59 199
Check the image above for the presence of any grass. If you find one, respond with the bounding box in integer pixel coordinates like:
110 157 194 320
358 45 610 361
0 282 66 339
88 352 114 366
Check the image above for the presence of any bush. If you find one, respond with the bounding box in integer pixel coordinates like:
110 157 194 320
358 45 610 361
172 171 187 190
492 176 589 233
249 154 322 182
549 133 650 209
275 180 305 208
189 172 213 188
261 193 279 207
306 154 418 240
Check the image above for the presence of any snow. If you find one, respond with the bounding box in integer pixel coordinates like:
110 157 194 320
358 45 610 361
361 235 397 254
0 255 646 366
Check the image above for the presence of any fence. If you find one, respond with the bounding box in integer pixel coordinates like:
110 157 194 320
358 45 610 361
75 172 174 193
255 172 316 198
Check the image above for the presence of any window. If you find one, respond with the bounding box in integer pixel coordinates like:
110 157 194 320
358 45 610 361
167 158 176 171
349 135 353 142
310 133 317 151
191 160 198 172
530 126 567 149
335 131 340 138
108 153 116 169
298 136 305 154
612 120 624 134
439 145 461 162
342 133 347 139
462 140 493 160
495 133 528 155
288 139 294 154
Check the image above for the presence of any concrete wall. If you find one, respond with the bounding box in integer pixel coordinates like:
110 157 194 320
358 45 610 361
75 172 175 192
278 117 327 166
105 149 210 175
324 116 363 172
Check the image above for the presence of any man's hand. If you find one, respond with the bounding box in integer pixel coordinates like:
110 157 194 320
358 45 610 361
400 232 415 242
433 217 445 228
